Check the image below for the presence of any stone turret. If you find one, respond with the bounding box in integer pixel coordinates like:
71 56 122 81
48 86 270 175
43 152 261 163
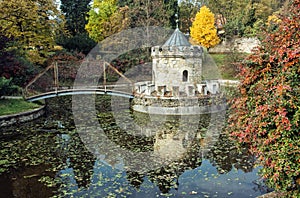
151 28 203 96
132 27 224 115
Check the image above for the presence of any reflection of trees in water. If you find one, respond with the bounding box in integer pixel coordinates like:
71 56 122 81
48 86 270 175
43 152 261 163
7 96 256 196
0 127 62 197
96 109 220 194
45 97 73 121
67 133 96 189
126 171 144 190
206 134 255 174
5 164 56 198
43 97 96 189
98 112 155 152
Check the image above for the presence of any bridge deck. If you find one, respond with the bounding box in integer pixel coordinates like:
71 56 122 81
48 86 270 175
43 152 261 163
25 88 134 102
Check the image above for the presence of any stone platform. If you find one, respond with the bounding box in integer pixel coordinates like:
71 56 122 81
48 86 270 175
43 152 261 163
132 94 227 115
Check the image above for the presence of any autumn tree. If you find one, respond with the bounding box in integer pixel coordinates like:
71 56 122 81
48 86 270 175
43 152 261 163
228 0 300 196
190 6 220 49
0 0 63 64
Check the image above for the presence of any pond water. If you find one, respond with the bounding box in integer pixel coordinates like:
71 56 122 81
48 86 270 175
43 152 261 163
0 96 271 197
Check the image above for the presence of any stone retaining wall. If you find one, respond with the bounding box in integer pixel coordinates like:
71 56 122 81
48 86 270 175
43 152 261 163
132 94 227 115
0 106 45 127
210 37 260 53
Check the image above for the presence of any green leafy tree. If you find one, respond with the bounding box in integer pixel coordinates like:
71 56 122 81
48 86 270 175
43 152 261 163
0 77 20 97
85 0 130 42
211 0 254 37
0 77 13 97
86 0 178 43
228 0 300 196
208 0 249 23
0 0 63 64
208 0 287 38
118 0 178 29
56 33 96 54
190 6 220 49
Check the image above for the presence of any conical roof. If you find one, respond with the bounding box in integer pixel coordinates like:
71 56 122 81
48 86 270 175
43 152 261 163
163 28 191 47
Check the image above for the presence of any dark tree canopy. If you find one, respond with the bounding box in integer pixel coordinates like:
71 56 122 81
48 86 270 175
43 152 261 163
59 0 96 54
60 0 92 35
118 0 178 29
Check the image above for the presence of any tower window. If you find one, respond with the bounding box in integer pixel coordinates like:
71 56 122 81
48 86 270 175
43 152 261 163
183 70 188 82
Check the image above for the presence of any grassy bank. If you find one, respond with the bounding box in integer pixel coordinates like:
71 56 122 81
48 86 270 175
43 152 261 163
210 53 246 80
0 99 41 116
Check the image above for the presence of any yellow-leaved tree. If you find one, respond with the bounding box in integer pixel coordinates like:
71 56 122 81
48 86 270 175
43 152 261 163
190 6 220 49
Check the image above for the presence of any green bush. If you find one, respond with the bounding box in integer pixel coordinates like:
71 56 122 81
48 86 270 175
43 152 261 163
0 77 20 97
56 33 97 55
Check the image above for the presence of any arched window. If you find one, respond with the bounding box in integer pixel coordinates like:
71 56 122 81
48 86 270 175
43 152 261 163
183 70 188 82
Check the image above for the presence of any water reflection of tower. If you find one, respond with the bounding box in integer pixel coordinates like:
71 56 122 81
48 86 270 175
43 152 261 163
90 107 224 194
126 135 204 194
152 114 209 163
123 112 217 193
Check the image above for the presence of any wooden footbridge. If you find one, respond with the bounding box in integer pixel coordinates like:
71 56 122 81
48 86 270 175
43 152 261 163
23 60 135 102
25 87 134 102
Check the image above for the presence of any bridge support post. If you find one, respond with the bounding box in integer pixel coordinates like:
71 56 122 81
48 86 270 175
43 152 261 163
54 62 59 93
103 62 106 86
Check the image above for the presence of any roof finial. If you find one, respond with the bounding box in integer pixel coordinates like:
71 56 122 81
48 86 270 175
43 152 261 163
175 13 179 29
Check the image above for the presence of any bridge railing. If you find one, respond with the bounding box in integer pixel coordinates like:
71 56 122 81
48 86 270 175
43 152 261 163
23 61 81 98
23 60 135 100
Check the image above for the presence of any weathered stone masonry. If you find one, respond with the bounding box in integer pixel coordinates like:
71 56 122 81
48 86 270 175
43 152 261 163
0 106 45 127
132 27 225 115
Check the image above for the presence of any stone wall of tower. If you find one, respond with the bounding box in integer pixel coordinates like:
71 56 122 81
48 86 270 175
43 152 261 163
151 45 203 95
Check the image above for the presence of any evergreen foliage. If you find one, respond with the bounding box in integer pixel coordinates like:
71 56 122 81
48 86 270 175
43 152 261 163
59 0 96 53
0 77 20 97
60 0 91 35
